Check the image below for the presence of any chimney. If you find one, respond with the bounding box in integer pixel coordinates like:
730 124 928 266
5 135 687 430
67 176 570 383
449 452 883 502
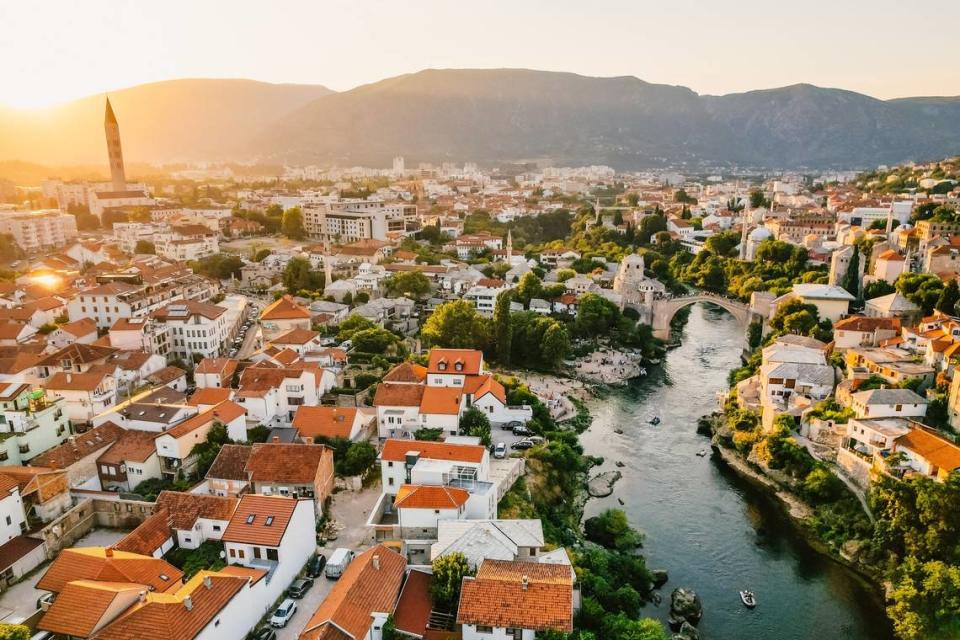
105 547 114 557
138 591 147 603
66 373 72 383
521 575 529 590
183 595 193 611
203 575 212 589
304 436 314 445
272 435 280 443
372 555 380 571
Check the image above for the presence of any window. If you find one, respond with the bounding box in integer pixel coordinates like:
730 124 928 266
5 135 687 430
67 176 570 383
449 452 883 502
229 548 236 558
238 549 245 559
267 548 278 561
476 626 493 633
212 524 221 532
388 477 394 486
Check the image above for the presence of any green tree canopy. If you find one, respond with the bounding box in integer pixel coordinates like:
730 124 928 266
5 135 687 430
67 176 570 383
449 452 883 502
422 300 489 349
459 406 492 446
385 271 432 299
430 552 474 611
281 206 306 240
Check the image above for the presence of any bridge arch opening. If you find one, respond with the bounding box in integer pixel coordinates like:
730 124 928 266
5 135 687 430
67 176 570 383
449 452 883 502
650 294 750 341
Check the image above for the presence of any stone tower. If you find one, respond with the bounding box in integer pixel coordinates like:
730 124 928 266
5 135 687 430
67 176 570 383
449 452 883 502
506 230 513 263
104 97 126 192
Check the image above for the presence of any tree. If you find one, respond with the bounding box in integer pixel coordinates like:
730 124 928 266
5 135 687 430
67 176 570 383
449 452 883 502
769 299 820 336
493 290 513 364
584 509 644 550
576 293 620 335
281 207 306 239
252 248 271 262
541 323 570 368
385 271 431 299
704 231 740 257
341 442 377 476
515 272 543 306
936 279 960 315
674 189 697 205
864 279 896 301
337 315 375 341
841 249 861 300
459 406 492 446
897 272 945 315
355 291 370 304
0 624 31 640
283 256 323 293
351 327 399 353
422 300 489 349
430 552 474 611
749 189 771 209
134 240 156 254
637 214 667 244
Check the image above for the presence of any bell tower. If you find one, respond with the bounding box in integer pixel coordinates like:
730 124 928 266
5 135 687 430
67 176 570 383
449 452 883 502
104 97 126 192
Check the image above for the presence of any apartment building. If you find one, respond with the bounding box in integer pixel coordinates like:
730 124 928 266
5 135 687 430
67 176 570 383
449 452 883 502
154 224 220 261
0 210 78 253
152 300 232 362
301 198 412 242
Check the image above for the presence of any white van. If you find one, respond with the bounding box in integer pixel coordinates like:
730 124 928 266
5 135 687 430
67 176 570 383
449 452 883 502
324 547 354 579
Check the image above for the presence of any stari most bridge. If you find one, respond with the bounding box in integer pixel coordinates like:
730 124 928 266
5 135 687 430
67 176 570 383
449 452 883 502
650 292 750 340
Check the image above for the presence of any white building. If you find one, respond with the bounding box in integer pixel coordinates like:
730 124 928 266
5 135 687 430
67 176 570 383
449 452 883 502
0 210 78 253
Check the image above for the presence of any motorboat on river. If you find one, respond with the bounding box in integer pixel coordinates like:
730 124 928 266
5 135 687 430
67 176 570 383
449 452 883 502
740 590 757 608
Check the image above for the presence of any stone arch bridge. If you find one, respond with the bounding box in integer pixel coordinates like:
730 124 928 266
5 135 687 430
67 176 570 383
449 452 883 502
650 293 750 340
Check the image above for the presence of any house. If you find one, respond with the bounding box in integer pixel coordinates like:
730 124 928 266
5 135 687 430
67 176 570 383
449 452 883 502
194 358 239 389
864 292 922 325
891 425 960 482
871 249 907 284
0 474 28 543
154 401 247 478
849 388 928 420
36 546 183 596
457 559 575 639
833 316 901 349
260 295 312 341
47 317 98 350
0 536 46 589
845 347 936 387
836 418 910 488
152 300 232 362
147 365 189 393
96 429 162 492
0 383 71 466
299 544 406 640
203 444 252 497
0 321 37 346
243 442 335 513
375 383 425 440
35 343 118 379
235 364 333 425
154 490 239 550
29 421 125 489
221 494 315 604
0 466 72 523
114 508 175 558
431 519 545 568
780 284 855 323
44 368 118 426
269 328 324 355
292 405 371 441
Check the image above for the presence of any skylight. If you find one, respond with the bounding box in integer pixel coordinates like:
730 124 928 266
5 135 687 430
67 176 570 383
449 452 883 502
265 516 274 526
246 514 255 524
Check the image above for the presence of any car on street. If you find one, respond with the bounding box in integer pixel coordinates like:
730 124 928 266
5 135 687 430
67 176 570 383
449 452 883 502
527 436 545 445
505 421 523 430
288 577 314 599
270 599 297 628
493 442 507 458
512 425 534 437
306 553 327 578
511 440 534 450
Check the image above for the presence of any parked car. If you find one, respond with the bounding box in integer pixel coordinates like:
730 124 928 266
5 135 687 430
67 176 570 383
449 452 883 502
493 442 507 459
511 440 534 450
288 577 314 599
527 436 545 445
505 421 523 430
512 425 534 437
325 547 354 579
252 628 277 640
270 599 297 628
306 553 327 578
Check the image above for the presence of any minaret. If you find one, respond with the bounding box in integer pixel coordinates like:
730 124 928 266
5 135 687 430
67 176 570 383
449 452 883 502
506 230 513 263
104 97 126 192
885 205 894 238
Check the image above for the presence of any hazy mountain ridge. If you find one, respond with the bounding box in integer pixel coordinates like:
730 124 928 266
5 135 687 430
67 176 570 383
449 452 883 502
0 78 333 165
2 71 959 170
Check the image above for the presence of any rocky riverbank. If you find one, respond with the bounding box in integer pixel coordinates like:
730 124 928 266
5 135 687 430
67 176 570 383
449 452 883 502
572 348 647 385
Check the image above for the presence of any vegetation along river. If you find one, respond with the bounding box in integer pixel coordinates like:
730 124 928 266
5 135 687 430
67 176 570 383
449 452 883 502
582 304 894 640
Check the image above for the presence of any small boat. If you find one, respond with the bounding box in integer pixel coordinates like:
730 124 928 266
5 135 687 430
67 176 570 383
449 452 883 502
613 428 624 435
648 415 661 425
696 449 708 457
739 590 756 608
638 367 647 376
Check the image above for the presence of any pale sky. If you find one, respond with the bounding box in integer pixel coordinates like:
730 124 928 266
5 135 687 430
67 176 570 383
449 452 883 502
2 0 958 109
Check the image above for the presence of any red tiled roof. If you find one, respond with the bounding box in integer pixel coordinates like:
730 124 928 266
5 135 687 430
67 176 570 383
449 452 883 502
245 442 332 485
374 382 424 407
292 406 358 439
36 547 182 594
261 295 311 320
427 349 483 375
220 495 300 547
394 485 469 510
380 439 486 464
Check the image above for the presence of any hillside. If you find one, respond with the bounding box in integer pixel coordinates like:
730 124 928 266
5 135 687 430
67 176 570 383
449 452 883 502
0 78 333 165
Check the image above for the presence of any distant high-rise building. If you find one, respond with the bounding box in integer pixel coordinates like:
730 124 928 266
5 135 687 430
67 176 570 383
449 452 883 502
392 156 405 177
104 97 126 192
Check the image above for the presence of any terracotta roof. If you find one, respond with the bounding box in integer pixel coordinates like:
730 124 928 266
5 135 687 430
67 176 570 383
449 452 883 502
36 343 117 367
272 328 320 345
98 429 159 465
194 357 238 377
834 316 902 332
293 406 359 439
0 321 31 340
37 547 183 594
393 569 432 637
463 374 506 403
300 545 406 640
59 317 98 337
0 382 29 401
31 422 124 469
420 386 463 415
896 428 960 472
91 571 251 640
45 369 113 392
147 366 187 385
206 444 252 481
877 249 905 261
394 484 469 510
114 509 174 557
382 362 427 383
39 579 144 637
261 295 311 320
152 300 225 322
220 495 300 546
457 560 574 633
0 536 43 571
154 492 239 530
427 349 483 375
380 439 486 464
374 382 424 407
188 387 232 406
245 442 332 484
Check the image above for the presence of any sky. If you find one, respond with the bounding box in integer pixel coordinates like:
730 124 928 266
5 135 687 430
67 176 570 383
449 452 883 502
2 0 959 109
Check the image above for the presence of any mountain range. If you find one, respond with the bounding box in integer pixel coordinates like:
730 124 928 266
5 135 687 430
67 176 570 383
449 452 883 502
2 70 959 171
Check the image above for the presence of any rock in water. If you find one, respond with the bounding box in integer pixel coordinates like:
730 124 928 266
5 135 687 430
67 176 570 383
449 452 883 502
651 591 662 606
586 470 622 498
651 569 669 588
669 587 703 629
673 621 701 640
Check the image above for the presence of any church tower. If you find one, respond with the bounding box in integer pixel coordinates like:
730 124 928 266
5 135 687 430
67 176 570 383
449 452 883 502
104 97 126 192
506 230 513 263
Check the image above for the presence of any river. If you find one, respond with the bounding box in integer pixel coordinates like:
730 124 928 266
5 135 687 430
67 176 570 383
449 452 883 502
581 303 894 640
